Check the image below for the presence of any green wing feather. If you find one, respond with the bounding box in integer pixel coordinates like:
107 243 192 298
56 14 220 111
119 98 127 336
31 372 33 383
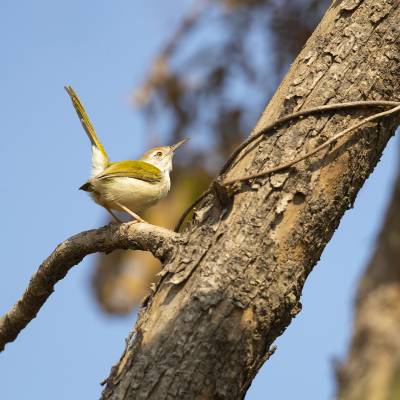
96 160 162 183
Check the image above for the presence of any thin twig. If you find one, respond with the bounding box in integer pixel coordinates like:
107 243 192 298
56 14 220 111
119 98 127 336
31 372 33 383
0 223 179 352
135 0 208 106
224 103 400 184
175 100 400 232
175 191 211 231
220 100 399 175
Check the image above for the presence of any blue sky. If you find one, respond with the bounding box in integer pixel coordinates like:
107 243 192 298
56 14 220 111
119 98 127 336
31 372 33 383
0 1 398 399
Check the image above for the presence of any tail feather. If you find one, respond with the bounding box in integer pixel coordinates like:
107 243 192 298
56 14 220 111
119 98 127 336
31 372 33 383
65 86 109 176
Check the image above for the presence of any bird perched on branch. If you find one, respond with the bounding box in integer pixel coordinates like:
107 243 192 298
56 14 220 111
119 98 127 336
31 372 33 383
65 86 188 223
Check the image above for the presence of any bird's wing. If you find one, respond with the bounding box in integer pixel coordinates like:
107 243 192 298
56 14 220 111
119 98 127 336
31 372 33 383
64 86 109 175
96 160 162 183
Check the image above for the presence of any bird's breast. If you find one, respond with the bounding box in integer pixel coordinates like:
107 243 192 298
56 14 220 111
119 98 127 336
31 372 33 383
92 175 170 213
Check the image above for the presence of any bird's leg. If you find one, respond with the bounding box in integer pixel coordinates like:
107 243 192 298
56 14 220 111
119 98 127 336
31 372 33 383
105 206 123 224
115 201 146 223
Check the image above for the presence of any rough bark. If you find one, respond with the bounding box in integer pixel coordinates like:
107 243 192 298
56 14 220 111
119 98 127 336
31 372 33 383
102 1 400 399
337 169 400 400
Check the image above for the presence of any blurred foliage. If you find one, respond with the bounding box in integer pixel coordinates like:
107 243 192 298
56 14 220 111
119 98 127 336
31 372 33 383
92 0 329 315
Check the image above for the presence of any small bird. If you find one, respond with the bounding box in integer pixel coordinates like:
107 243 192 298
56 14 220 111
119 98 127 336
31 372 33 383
65 86 188 223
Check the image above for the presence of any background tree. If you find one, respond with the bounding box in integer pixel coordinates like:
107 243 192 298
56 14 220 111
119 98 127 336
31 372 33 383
337 156 400 400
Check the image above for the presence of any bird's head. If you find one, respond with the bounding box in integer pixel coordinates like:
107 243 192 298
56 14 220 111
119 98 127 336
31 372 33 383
140 139 189 173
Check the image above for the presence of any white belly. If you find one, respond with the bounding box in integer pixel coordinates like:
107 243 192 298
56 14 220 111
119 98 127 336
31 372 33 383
91 175 170 214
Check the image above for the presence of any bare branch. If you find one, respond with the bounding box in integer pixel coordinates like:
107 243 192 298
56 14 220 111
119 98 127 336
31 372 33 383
0 222 179 352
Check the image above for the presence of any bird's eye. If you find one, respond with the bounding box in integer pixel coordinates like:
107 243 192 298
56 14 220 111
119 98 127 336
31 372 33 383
155 151 163 157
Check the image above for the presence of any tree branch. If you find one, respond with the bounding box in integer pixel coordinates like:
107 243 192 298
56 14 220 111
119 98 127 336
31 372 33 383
0 222 179 352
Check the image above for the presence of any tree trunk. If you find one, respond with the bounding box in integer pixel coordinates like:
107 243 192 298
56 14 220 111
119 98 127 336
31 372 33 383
337 167 400 400
102 1 400 399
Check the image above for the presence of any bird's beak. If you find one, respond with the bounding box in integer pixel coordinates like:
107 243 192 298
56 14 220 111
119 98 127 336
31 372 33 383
170 138 189 152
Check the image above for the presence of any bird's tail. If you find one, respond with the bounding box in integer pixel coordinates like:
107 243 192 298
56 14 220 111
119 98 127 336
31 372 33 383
65 86 109 177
